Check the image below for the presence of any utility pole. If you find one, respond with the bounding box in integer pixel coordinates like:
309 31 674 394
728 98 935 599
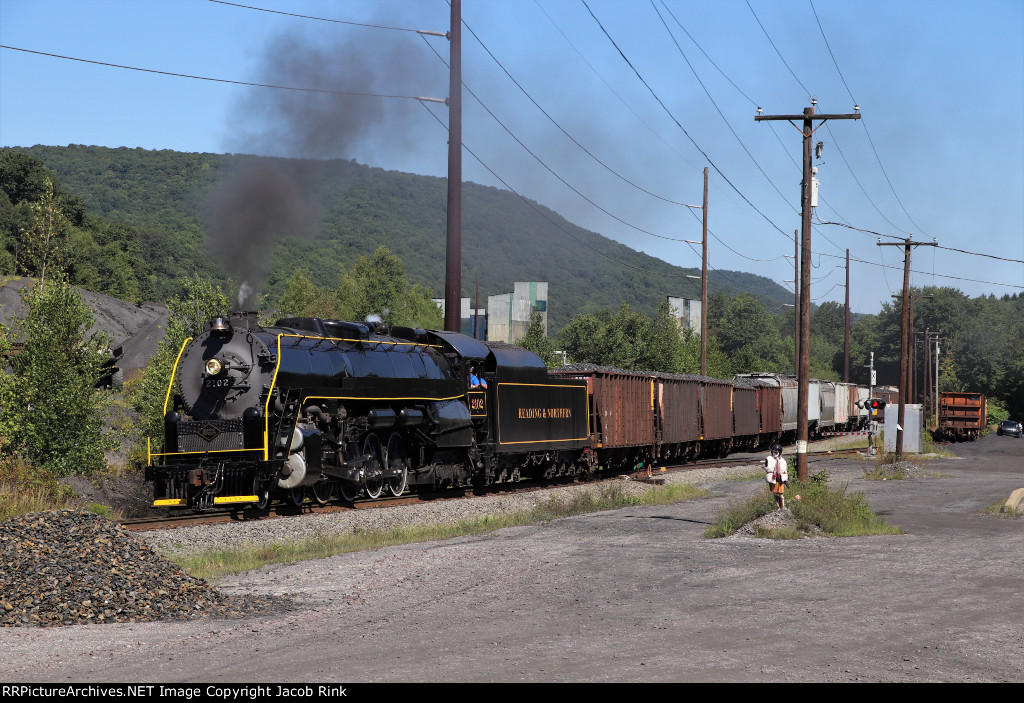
879 239 937 460
443 0 462 332
866 351 877 456
793 231 799 377
756 104 860 481
934 335 942 429
844 248 850 382
923 329 931 419
701 167 708 376
684 167 709 376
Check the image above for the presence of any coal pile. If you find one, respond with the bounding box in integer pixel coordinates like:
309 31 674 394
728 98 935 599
0 511 286 627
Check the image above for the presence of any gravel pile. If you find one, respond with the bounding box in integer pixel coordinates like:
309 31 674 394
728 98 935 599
0 510 287 628
730 507 819 537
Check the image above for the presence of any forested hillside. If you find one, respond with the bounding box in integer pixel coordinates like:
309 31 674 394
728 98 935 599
2 145 1020 417
7 145 790 332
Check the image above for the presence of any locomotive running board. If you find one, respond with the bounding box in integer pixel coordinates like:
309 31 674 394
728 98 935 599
153 495 259 507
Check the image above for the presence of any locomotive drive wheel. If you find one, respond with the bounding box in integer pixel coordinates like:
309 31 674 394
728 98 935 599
386 433 409 497
253 478 270 510
310 481 333 505
363 434 385 499
338 482 360 503
289 487 305 507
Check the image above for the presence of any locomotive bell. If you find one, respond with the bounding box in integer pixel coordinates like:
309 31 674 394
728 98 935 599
210 315 232 335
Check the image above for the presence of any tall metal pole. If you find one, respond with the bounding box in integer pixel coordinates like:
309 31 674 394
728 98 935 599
443 0 462 332
701 166 708 377
756 105 860 481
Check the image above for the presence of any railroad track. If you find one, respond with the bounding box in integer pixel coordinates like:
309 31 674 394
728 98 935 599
121 446 868 532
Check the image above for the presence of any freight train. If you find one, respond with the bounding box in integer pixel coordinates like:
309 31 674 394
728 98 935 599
146 314 880 510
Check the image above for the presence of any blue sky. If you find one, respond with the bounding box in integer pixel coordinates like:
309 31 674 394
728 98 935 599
2 0 1022 315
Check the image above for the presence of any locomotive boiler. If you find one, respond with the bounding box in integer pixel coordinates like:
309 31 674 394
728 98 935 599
146 313 592 510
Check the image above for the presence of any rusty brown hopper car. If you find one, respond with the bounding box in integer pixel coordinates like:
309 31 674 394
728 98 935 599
701 378 734 454
549 366 655 470
732 382 760 450
656 375 701 445
938 391 987 441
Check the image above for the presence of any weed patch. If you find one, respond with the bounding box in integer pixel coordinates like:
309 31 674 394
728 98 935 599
706 475 901 540
980 502 1022 519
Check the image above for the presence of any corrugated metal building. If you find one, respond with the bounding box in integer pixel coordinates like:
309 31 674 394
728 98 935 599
487 281 548 344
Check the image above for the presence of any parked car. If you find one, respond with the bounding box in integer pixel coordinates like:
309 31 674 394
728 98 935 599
996 420 1023 438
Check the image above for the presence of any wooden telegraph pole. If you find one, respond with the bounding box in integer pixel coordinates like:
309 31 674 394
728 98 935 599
756 104 860 481
879 239 937 460
443 0 462 332
844 248 851 382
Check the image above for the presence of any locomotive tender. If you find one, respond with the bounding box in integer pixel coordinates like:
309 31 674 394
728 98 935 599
147 313 591 509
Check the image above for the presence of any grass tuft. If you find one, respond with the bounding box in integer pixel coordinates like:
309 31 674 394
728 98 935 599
979 502 1022 519
705 473 902 540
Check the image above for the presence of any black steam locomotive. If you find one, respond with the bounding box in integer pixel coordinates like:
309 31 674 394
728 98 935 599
146 313 592 510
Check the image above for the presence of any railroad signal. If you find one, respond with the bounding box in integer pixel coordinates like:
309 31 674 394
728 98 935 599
868 398 887 415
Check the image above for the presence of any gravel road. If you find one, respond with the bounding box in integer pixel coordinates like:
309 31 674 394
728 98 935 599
1 435 1021 683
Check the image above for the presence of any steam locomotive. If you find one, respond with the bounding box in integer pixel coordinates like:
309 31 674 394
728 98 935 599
146 313 592 510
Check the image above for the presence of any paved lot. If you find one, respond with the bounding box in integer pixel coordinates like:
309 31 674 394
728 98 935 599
1 434 1022 682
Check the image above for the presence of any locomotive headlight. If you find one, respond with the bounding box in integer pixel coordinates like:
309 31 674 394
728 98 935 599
205 358 224 376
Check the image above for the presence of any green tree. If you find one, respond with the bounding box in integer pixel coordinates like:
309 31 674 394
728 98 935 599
333 246 441 328
129 276 230 448
16 178 69 284
0 275 111 476
558 302 686 373
518 311 558 366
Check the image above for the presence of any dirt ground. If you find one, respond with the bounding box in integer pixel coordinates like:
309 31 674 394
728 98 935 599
1 434 1022 683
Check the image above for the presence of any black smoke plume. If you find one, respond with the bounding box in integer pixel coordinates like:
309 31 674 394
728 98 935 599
205 161 319 310
207 7 445 308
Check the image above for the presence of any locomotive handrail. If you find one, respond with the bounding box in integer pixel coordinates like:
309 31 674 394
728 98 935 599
162 337 193 417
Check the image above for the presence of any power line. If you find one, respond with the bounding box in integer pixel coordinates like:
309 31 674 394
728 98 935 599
0 45 430 101
418 101 700 282
815 218 1024 264
418 36 696 244
808 0 930 238
746 0 811 97
207 0 441 34
460 14 697 209
580 0 792 241
818 250 1024 290
651 0 800 219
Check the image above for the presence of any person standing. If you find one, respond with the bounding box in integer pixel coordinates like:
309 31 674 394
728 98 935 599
765 443 788 511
